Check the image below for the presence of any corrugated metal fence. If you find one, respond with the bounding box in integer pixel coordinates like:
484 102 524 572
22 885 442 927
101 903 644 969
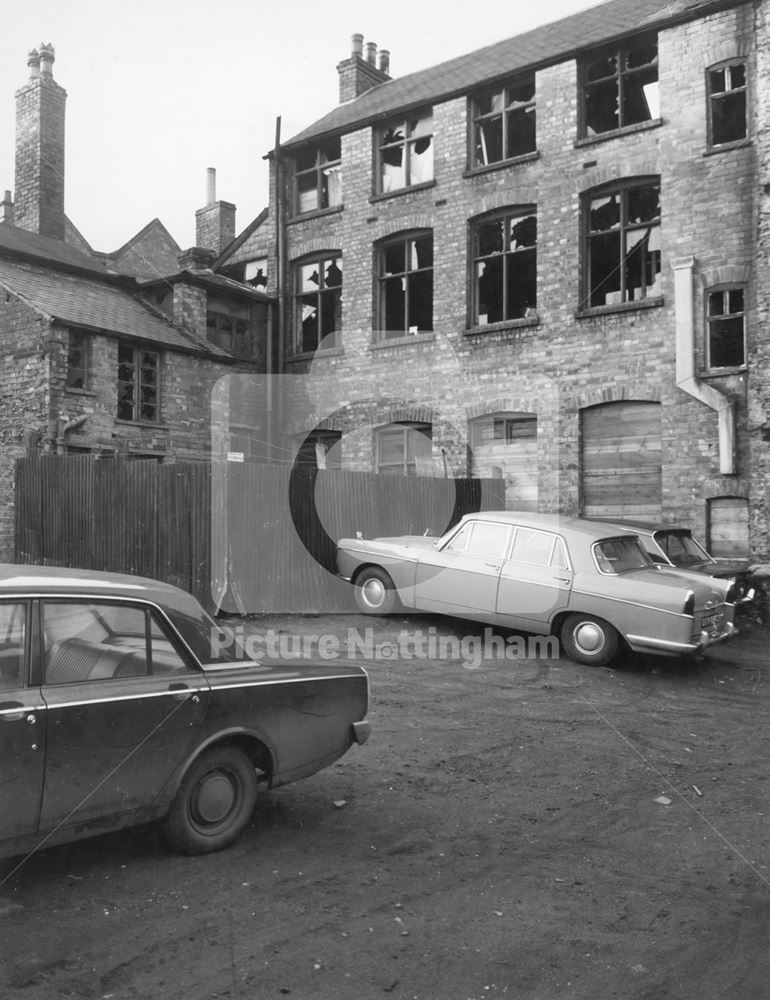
15 456 505 613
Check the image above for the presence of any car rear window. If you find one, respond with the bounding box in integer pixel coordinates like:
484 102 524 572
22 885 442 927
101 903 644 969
593 537 651 573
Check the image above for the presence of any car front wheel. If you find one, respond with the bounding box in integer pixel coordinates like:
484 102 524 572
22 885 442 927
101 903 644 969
353 567 398 615
163 746 259 855
560 613 619 667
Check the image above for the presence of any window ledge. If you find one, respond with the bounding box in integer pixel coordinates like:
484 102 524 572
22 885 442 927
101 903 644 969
700 366 747 378
463 151 539 178
466 315 540 336
372 332 435 350
703 139 751 157
115 419 169 430
65 386 97 397
574 117 662 148
575 296 664 319
370 180 437 204
287 204 344 225
289 346 344 362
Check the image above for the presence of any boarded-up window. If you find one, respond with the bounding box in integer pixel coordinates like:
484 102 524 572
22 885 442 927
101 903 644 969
707 497 749 558
469 413 537 510
580 401 661 519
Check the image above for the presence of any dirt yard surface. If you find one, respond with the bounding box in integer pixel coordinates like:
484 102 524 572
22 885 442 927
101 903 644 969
1 611 769 1000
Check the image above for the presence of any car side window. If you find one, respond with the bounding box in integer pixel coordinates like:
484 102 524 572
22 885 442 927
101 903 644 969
551 537 569 570
466 522 511 558
443 522 472 552
0 602 26 689
510 528 554 566
42 602 189 684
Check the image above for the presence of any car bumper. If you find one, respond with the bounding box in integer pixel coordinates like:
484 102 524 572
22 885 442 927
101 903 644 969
626 620 736 656
352 720 371 745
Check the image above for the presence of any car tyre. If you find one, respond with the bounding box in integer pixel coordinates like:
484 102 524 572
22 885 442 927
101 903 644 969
163 746 259 855
561 613 619 667
353 567 399 615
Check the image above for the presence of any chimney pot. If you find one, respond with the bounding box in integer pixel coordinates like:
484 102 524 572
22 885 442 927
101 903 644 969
206 167 216 206
377 48 390 74
38 43 55 77
350 33 364 58
364 42 377 64
27 49 40 79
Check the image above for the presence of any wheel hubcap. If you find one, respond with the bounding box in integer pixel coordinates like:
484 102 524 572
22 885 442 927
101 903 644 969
573 622 605 654
362 578 385 607
192 771 236 825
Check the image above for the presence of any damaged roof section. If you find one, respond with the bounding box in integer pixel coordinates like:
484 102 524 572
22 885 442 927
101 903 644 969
283 0 744 149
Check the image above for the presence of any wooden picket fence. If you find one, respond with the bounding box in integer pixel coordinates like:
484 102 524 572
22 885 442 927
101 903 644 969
15 456 505 613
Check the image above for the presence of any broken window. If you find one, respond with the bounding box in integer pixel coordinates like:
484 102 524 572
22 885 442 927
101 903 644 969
376 422 432 475
708 61 747 147
472 76 536 166
584 180 661 308
295 254 342 354
244 258 268 289
294 138 342 214
378 112 433 193
377 233 433 339
473 209 537 325
66 328 89 390
117 343 160 423
706 287 745 369
207 303 253 359
582 36 659 137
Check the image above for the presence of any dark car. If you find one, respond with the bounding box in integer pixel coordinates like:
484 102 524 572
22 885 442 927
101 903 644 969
0 564 369 860
598 520 755 604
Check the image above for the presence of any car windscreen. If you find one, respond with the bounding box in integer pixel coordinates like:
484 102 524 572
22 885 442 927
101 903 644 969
593 537 652 573
653 530 711 566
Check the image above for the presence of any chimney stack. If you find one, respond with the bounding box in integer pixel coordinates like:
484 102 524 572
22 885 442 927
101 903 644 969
195 167 236 256
1 191 14 224
337 33 392 104
13 43 67 240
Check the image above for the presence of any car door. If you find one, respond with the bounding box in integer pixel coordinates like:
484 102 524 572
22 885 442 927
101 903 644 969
0 600 45 842
496 528 573 626
37 599 211 833
414 520 512 616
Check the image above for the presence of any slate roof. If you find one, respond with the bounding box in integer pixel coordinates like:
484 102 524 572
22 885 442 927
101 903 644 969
0 222 109 275
283 0 741 148
0 256 232 359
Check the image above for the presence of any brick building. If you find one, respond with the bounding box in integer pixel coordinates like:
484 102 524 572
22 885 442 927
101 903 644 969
0 46 272 559
243 0 768 558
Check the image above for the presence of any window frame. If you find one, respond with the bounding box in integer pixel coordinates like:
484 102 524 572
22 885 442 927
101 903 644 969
580 34 659 139
706 58 748 150
376 231 434 341
705 285 747 372
375 421 432 475
472 207 537 326
117 343 161 424
376 110 434 194
293 252 343 355
581 177 662 311
292 138 342 216
66 328 90 391
470 75 536 169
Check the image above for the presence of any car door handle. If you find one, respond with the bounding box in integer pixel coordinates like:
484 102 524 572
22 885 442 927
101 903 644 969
484 562 502 570
168 683 200 704
555 576 572 584
0 701 26 722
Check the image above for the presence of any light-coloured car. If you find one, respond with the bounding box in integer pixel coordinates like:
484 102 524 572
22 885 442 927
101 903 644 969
0 564 369 860
337 512 736 667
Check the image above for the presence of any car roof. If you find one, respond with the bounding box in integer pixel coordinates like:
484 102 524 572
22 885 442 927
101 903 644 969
0 563 192 606
458 511 637 539
587 519 691 534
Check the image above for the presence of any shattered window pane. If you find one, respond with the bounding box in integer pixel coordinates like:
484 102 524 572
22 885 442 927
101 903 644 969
707 288 746 368
585 181 661 308
473 210 537 325
473 76 536 166
583 36 658 136
709 61 747 146
293 138 342 214
295 254 342 354
378 233 433 338
378 112 434 192
117 343 159 422
66 329 89 390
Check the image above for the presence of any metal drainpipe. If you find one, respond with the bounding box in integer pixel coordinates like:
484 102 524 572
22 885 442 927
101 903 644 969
273 116 287 464
672 256 736 475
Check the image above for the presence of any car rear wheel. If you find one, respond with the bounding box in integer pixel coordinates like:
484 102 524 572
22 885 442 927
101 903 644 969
561 613 619 667
163 746 258 855
354 567 398 615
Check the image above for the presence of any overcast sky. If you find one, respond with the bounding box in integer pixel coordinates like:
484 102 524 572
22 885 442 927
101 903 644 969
0 0 603 253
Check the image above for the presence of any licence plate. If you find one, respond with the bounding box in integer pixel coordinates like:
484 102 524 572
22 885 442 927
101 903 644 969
701 612 723 630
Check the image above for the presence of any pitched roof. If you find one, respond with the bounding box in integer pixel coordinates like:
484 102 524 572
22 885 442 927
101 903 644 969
283 0 740 149
0 256 232 359
0 222 109 275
